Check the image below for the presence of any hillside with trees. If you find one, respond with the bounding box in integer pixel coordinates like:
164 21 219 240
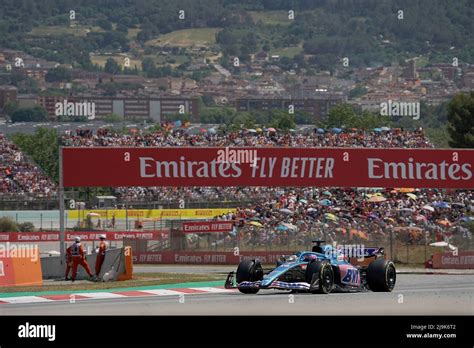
0 0 471 72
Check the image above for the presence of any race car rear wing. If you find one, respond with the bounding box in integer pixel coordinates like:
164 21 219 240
347 247 386 266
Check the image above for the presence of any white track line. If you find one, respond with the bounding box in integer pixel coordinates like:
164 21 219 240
189 287 235 293
0 296 53 304
75 292 128 299
139 289 185 296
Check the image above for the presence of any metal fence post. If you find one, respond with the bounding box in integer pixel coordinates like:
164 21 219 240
59 147 65 267
424 233 427 264
406 238 409 264
390 227 393 260
126 207 129 231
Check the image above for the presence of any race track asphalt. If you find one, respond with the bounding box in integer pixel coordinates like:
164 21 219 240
1 274 473 315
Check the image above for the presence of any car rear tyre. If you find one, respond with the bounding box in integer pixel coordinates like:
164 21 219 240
367 259 396 292
306 260 334 294
236 259 263 294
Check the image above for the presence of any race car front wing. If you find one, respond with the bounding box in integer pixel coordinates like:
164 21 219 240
225 271 312 291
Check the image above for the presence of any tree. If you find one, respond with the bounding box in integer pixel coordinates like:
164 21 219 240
104 113 124 123
354 110 390 129
11 127 59 182
142 57 157 77
324 104 357 128
270 111 296 131
348 85 368 99
201 95 214 107
10 106 48 122
45 67 72 82
97 19 112 31
447 92 474 148
104 58 121 75
3 100 19 116
18 222 35 232
0 217 18 232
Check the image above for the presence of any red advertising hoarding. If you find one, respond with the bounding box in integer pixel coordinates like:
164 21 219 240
62 147 474 188
0 231 168 242
133 251 286 265
432 251 474 269
182 221 234 233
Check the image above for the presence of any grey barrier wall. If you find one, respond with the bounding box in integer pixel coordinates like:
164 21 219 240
41 247 127 280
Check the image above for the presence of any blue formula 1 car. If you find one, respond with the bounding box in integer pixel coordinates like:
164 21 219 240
224 241 396 294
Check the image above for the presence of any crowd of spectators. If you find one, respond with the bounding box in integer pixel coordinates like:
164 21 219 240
1 127 471 250
207 188 473 249
0 133 56 197
60 127 434 202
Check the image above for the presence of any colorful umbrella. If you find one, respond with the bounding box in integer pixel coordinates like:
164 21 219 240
422 205 435 212
319 199 332 206
324 213 338 222
349 229 368 240
249 221 263 228
434 202 450 209
281 223 297 231
406 193 417 200
459 216 474 222
87 213 101 217
437 219 452 227
368 196 386 203
429 241 457 250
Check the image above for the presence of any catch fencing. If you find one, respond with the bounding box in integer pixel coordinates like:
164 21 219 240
127 220 473 265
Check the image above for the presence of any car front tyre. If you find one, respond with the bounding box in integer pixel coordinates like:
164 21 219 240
306 260 334 294
236 259 263 294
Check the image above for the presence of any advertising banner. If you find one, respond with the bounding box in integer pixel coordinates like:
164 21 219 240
63 147 474 188
67 208 236 220
182 221 234 233
432 251 474 269
0 231 168 242
133 251 287 265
